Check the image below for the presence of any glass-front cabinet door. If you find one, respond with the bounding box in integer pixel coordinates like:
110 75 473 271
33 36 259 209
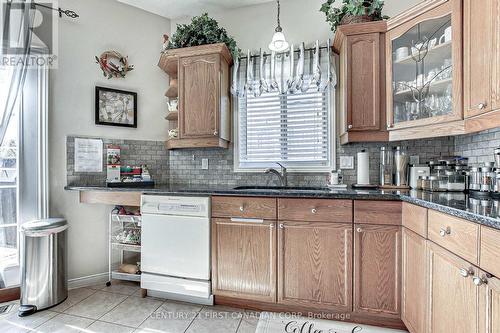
386 0 462 130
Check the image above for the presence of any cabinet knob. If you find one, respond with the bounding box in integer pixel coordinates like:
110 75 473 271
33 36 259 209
459 267 473 278
473 275 488 286
213 130 219 136
279 223 284 229
311 208 317 214
356 227 363 233
478 103 487 110
439 226 451 237
239 206 244 212
347 125 353 130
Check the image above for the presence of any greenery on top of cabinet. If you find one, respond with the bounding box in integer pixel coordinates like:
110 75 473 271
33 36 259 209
320 0 388 32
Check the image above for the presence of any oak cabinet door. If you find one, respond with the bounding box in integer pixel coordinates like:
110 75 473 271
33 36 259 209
464 0 493 117
427 242 479 333
179 54 219 139
401 228 427 333
346 33 381 131
492 0 500 111
277 221 352 312
479 275 500 333
354 224 401 319
211 218 276 302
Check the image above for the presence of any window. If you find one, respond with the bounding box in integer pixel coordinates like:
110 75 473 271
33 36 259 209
235 79 334 172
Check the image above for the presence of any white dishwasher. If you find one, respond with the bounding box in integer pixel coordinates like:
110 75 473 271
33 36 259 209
140 195 212 304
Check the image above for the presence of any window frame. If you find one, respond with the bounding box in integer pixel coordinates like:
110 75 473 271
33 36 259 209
233 83 336 173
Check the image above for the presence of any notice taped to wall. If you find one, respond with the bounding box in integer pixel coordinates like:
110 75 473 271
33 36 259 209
74 138 103 172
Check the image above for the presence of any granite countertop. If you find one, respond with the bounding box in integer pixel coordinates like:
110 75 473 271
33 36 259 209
65 184 500 230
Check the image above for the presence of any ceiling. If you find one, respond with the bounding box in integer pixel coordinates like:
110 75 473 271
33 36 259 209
116 0 275 19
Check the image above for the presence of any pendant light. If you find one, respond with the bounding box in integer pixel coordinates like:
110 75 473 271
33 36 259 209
268 0 289 52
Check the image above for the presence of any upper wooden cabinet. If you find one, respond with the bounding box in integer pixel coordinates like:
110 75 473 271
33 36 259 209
386 0 464 141
463 0 500 132
158 44 232 150
333 21 388 144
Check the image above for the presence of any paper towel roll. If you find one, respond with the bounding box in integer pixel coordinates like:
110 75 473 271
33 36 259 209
357 150 370 185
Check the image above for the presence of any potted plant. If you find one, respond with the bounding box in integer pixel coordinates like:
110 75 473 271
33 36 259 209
166 13 240 58
320 0 388 32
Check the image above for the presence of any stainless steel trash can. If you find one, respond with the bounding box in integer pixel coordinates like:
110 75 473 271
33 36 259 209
19 218 68 316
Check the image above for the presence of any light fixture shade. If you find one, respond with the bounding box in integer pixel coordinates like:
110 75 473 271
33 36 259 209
268 31 289 52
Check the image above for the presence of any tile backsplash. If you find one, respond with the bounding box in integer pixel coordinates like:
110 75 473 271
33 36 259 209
453 128 500 166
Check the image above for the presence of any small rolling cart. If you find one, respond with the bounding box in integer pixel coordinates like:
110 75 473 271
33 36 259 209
107 206 142 287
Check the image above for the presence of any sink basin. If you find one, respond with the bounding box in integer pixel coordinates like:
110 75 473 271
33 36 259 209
233 186 330 192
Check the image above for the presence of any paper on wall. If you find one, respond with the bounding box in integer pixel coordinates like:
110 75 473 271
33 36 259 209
74 138 103 172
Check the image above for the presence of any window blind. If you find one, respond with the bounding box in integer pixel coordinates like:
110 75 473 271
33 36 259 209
238 83 332 170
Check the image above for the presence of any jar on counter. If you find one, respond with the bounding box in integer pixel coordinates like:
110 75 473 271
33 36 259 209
445 170 466 192
468 167 481 191
416 175 425 190
479 166 494 192
433 166 448 191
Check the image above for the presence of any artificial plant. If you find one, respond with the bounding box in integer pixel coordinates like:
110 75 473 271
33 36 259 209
167 13 240 58
320 0 388 32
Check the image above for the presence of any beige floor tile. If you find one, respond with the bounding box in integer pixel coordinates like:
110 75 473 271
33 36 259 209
84 320 135 333
64 292 127 320
35 313 93 333
138 300 202 333
186 306 243 333
99 295 163 327
0 309 57 333
101 281 140 296
237 311 260 333
51 288 96 313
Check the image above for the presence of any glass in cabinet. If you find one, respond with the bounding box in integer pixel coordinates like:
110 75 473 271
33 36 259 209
387 0 462 130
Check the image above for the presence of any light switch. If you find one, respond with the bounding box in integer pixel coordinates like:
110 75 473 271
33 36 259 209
201 158 209 170
339 155 354 169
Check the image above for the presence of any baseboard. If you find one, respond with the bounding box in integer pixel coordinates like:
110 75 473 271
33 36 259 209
68 272 108 290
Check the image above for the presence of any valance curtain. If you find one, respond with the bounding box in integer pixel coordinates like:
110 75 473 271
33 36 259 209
0 0 35 145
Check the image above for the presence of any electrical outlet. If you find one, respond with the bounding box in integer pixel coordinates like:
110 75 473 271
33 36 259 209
339 155 354 169
201 158 209 170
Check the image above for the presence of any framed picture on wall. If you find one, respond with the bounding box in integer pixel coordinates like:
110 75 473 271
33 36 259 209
95 86 137 128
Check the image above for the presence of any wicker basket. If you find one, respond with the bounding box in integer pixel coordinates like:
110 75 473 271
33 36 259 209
340 14 375 25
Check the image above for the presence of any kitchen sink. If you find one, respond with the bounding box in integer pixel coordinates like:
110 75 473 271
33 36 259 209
233 186 330 192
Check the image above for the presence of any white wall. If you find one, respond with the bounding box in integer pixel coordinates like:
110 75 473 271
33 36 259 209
170 0 423 51
49 0 170 280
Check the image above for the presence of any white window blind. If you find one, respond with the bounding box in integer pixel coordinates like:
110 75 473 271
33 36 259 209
237 83 333 170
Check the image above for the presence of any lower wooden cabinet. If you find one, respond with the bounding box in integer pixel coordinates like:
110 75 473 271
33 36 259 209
211 218 276 302
401 228 427 333
427 242 480 333
353 224 401 318
479 274 500 333
277 221 352 312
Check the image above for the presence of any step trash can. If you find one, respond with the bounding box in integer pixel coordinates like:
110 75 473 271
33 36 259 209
18 218 68 317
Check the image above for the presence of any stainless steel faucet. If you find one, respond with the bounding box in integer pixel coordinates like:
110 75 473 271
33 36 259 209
265 162 288 187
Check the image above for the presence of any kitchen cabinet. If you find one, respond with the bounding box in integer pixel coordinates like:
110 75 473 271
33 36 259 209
353 224 401 319
463 0 500 132
277 221 352 312
479 274 500 333
401 228 427 333
158 43 232 149
333 21 388 144
427 241 480 333
211 218 276 302
386 0 464 140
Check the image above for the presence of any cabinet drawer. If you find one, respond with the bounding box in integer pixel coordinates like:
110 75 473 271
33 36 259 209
428 210 479 264
402 202 427 237
480 226 500 277
354 200 402 225
211 196 276 219
278 198 352 222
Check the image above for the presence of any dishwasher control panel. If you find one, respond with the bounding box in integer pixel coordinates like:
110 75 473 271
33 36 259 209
141 195 210 217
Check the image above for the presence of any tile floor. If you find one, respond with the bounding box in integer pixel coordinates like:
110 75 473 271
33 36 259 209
0 281 259 333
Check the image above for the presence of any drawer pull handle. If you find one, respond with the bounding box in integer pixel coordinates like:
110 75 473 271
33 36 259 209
279 223 284 229
473 275 488 286
214 130 219 136
311 208 317 214
239 206 245 212
459 267 473 278
356 227 363 233
347 125 353 130
439 226 451 237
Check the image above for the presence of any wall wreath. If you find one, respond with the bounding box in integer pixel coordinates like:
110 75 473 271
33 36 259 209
95 50 134 79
